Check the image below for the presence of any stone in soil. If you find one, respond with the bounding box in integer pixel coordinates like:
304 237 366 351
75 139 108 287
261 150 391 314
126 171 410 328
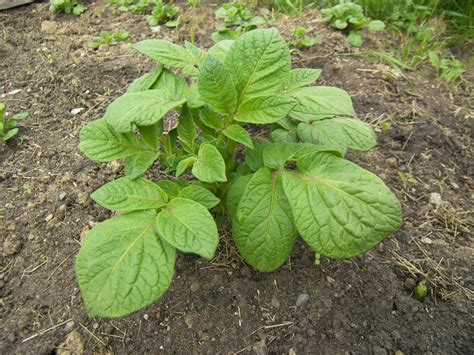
3 234 22 255
57 330 85 355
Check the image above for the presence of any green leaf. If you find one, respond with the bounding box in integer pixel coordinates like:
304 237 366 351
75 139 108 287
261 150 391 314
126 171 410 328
184 41 206 66
296 118 376 151
138 123 162 150
367 20 385 31
244 139 269 172
262 141 298 170
270 128 297 143
133 39 195 69
179 185 220 209
226 174 252 219
175 157 197 177
11 112 29 121
151 69 186 97
199 107 223 130
124 151 158 178
192 143 227 182
2 128 18 141
79 119 152 162
234 95 296 124
233 167 296 272
289 86 356 122
157 198 219 259
281 152 402 259
198 56 238 115
207 40 234 62
288 68 321 90
156 180 180 199
223 124 253 148
126 66 163 93
91 177 167 212
347 31 363 47
104 90 186 133
76 211 176 318
225 28 291 102
177 105 196 153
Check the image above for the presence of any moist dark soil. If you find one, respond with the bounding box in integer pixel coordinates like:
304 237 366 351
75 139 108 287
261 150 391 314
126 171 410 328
1 3 473 354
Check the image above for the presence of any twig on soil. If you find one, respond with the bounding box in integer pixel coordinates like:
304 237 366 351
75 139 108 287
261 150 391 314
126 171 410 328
401 130 414 151
21 318 73 342
21 260 48 279
79 322 106 346
47 251 77 281
247 321 295 338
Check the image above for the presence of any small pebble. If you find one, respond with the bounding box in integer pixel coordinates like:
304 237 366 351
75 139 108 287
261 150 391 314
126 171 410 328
59 192 67 201
45 213 54 222
64 321 75 332
429 192 442 206
190 281 200 292
296 293 310 306
3 235 22 255
77 192 89 206
386 157 398 167
143 314 149 320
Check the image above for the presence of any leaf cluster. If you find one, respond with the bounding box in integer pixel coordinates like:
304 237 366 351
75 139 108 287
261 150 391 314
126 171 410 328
49 0 86 15
290 27 323 49
212 2 265 43
0 102 28 142
78 28 402 318
88 30 131 50
147 0 180 27
321 1 385 47
107 0 155 14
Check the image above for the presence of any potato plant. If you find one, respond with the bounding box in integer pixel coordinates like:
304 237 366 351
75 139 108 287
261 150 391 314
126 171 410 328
321 1 385 47
78 28 402 318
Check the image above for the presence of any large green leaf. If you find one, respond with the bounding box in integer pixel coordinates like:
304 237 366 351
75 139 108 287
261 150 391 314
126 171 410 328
124 151 159 178
226 174 252 219
199 107 224 130
225 28 291 102
192 143 227 182
207 40 234 62
288 68 321 90
234 95 296 124
91 177 167 212
156 180 181 199
296 118 376 151
104 90 186 133
156 198 219 259
76 211 176 317
177 105 196 153
198 56 238 115
262 141 299 170
223 124 254 148
289 86 356 122
126 66 163 93
281 152 402 259
233 167 296 272
151 69 189 102
79 119 153 162
184 41 206 66
133 40 196 69
178 185 220 209
244 139 269 172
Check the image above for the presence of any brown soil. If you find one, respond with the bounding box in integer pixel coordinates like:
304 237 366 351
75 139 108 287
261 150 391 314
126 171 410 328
1 3 473 354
